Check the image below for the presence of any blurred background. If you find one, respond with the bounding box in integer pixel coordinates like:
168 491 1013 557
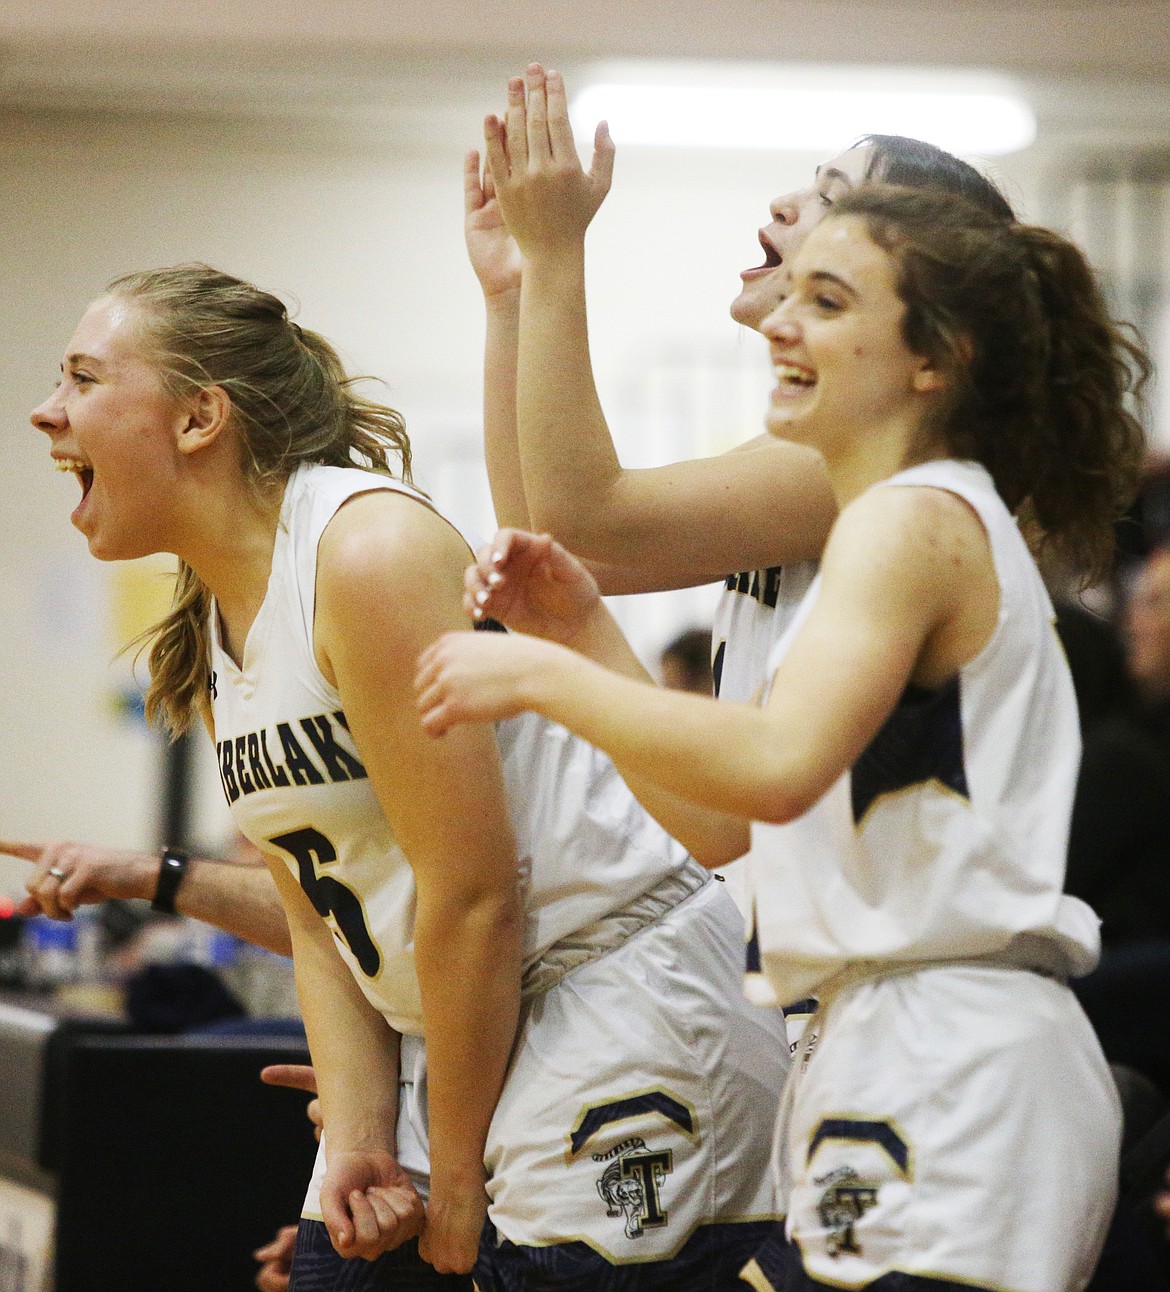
1 0 1169 871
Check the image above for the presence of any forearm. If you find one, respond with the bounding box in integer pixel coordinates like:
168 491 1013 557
12 840 292 956
526 650 806 824
554 601 749 856
414 888 522 1193
303 983 400 1159
267 857 399 1154
177 861 292 956
294 928 399 1155
559 597 653 682
482 290 529 530
516 250 626 551
614 771 751 867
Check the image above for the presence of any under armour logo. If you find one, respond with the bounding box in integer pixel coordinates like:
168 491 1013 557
208 671 218 700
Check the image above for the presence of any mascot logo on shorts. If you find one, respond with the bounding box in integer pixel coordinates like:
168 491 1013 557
815 1165 879 1258
595 1138 674 1239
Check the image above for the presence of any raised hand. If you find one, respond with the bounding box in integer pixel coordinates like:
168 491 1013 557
320 1148 425 1261
484 63 615 256
465 149 522 301
415 630 565 737
0 838 154 921
464 529 601 644
259 1063 322 1142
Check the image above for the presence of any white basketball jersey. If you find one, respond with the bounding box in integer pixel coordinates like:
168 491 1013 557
748 459 1100 1006
708 552 818 926
710 559 818 704
208 463 690 1034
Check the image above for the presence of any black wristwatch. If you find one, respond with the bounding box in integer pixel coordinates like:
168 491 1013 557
151 849 190 914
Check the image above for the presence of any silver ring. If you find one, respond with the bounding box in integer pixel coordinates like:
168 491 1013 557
48 866 69 881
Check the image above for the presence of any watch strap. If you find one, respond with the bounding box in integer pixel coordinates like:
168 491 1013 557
151 849 189 914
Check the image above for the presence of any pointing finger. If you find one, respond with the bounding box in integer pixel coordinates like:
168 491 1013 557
0 840 46 862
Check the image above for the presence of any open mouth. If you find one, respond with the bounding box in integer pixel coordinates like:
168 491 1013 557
774 362 815 390
757 232 783 271
741 231 784 281
55 456 94 500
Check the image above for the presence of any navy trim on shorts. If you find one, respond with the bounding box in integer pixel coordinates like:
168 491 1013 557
738 1228 1001 1292
475 1218 776 1290
288 1219 473 1291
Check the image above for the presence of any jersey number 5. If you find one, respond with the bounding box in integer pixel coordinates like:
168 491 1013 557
269 826 382 978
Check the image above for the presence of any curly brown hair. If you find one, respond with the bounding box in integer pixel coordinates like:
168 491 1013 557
832 186 1149 584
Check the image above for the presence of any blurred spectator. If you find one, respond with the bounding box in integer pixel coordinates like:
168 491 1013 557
660 627 714 695
1071 539 1170 1287
1055 598 1135 736
1125 544 1170 713
1071 543 1170 1241
1066 545 1170 949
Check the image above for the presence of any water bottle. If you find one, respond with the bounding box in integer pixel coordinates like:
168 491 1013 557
22 915 77 991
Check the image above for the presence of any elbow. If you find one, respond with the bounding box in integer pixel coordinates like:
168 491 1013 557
526 503 589 552
749 778 820 826
526 484 623 555
755 804 803 826
688 824 751 869
466 887 525 942
423 884 524 951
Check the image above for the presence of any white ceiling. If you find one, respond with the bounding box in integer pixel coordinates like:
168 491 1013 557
1 0 1169 124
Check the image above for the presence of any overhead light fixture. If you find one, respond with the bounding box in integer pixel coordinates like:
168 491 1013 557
570 64 1036 157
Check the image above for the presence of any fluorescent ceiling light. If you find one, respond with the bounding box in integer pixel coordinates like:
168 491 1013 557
570 71 1036 157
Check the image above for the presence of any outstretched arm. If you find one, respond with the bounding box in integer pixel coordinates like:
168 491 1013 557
486 64 836 593
4 838 292 957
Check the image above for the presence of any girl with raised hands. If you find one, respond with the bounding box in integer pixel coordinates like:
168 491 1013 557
31 264 788 1290
419 186 1148 1291
463 63 1015 713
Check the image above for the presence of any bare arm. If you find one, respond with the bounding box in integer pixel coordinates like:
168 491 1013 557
465 147 527 529
5 839 292 956
315 491 523 1275
486 65 837 592
418 487 996 823
264 853 421 1260
463 529 749 863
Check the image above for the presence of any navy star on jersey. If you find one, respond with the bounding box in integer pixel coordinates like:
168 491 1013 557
851 677 969 825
